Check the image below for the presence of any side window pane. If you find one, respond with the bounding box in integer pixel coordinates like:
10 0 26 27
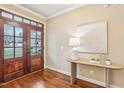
31 30 36 38
4 24 14 36
15 48 23 57
4 48 14 59
15 26 23 37
15 37 23 47
30 47 36 55
4 36 14 47
37 31 41 39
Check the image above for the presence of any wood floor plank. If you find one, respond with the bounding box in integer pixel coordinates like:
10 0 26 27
0 68 104 88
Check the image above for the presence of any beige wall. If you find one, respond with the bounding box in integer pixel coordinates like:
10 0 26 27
46 5 124 87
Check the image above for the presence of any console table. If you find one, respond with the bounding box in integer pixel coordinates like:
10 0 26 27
67 58 124 88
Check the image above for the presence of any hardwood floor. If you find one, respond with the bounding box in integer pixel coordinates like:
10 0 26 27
0 68 103 88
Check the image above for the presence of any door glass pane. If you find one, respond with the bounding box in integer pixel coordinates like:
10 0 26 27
23 19 30 24
4 24 14 36
37 39 41 46
37 31 41 39
31 39 37 46
14 16 22 22
15 26 23 37
30 46 36 55
15 37 23 47
4 24 24 59
31 21 37 26
4 48 14 59
15 48 23 57
31 30 36 38
37 47 41 55
37 24 42 27
1 11 13 19
4 36 14 47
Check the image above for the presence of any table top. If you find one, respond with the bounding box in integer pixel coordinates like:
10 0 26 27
67 58 124 70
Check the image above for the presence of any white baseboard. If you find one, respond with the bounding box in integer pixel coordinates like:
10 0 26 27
45 66 120 88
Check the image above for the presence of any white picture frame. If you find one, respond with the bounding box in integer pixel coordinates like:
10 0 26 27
77 21 108 54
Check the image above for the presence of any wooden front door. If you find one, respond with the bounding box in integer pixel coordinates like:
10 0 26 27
2 20 26 81
0 19 44 83
26 26 44 72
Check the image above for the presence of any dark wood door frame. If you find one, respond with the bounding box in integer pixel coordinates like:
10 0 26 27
23 25 31 74
0 19 4 82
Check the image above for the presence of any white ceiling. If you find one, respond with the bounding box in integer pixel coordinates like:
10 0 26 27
17 4 85 19
21 4 74 17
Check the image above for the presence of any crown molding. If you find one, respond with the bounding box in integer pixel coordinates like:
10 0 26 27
48 4 86 19
13 4 47 19
13 4 86 20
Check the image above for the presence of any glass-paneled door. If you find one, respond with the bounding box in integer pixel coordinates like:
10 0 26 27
27 26 44 72
3 21 26 81
0 19 44 82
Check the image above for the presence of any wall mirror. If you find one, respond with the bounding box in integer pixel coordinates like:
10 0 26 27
76 21 108 54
